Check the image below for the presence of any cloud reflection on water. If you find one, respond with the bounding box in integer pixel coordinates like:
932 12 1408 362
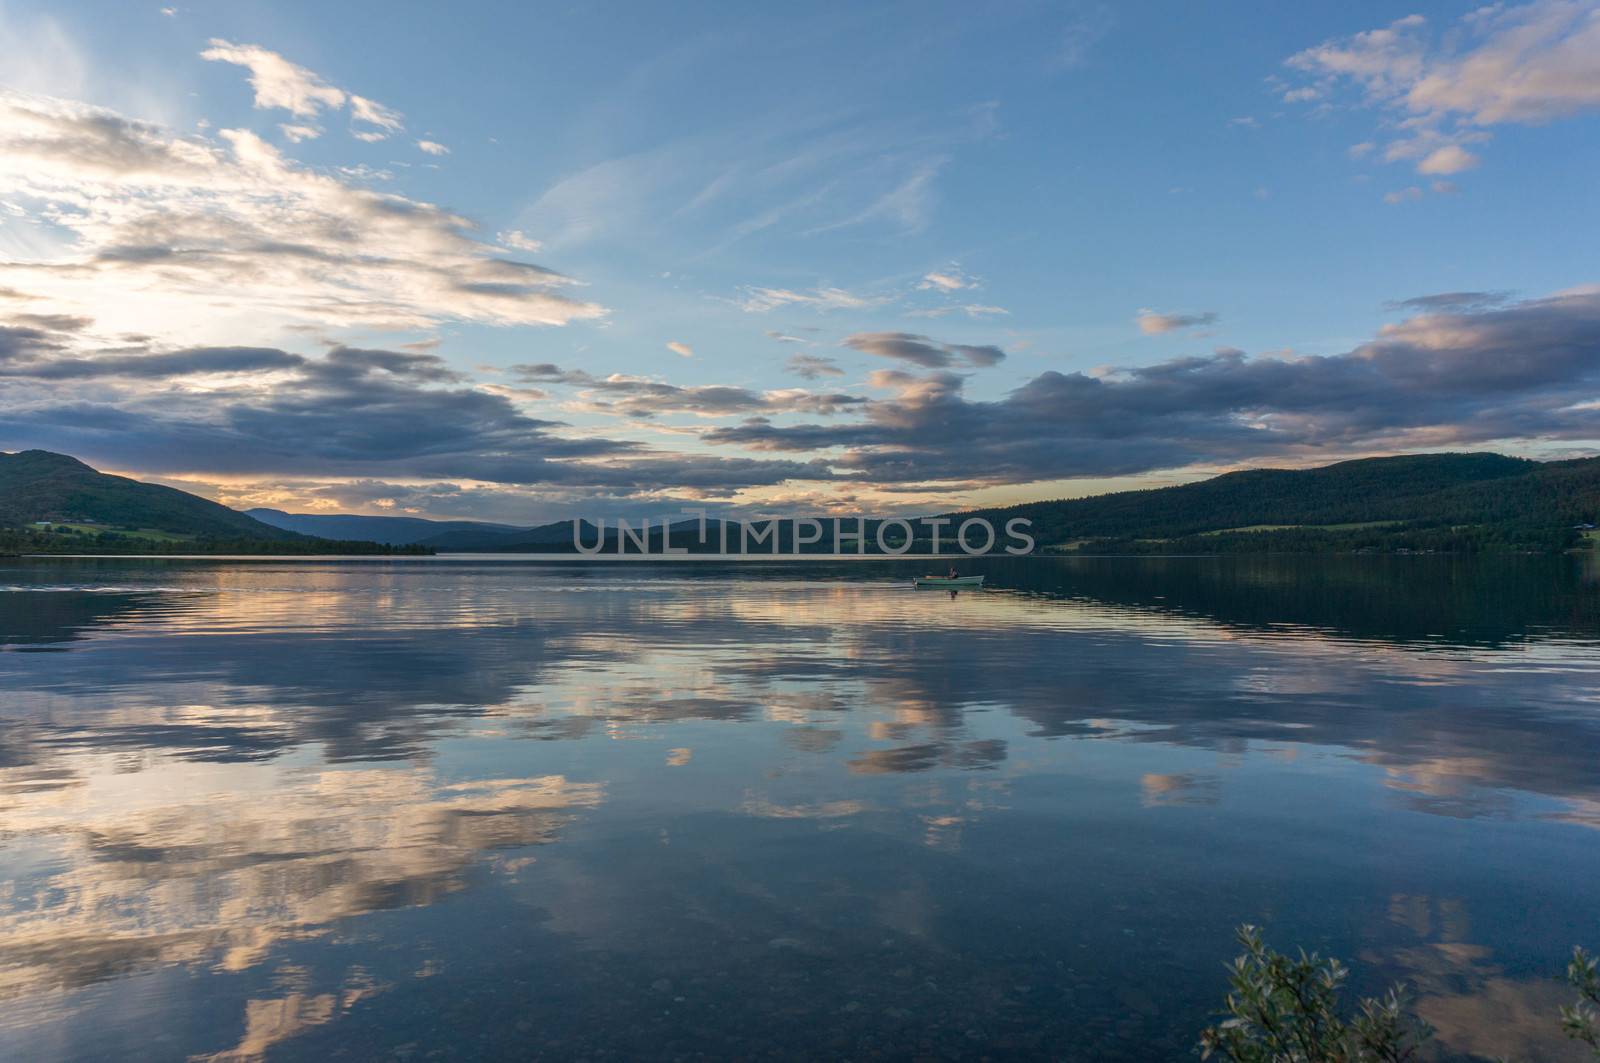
0 556 1596 1059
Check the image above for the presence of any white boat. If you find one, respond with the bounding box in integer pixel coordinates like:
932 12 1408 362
912 575 984 589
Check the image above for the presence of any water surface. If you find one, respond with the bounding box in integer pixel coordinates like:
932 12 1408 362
1 555 1598 1060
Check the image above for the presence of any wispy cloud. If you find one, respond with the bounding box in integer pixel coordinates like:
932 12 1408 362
1136 309 1219 335
666 341 694 358
737 286 886 314
202 40 405 142
905 304 1009 319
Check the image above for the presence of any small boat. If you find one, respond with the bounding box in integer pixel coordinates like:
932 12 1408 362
912 575 985 589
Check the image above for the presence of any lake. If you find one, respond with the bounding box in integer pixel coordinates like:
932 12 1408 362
1 555 1598 1061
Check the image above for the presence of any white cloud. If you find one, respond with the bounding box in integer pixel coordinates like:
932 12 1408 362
1384 185 1425 205
416 139 449 156
203 40 405 142
666 341 694 358
496 229 542 252
201 39 346 118
349 94 403 139
0 90 605 338
1417 144 1479 174
278 123 321 143
1136 309 1219 334
917 268 975 292
1285 2 1600 179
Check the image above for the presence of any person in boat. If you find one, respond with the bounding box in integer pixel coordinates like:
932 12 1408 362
947 565 958 579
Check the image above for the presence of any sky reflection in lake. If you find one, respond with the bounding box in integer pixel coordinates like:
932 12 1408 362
1 556 1597 1061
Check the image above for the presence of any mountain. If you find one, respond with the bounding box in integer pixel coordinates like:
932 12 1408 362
394 453 1600 555
418 518 755 553
0 450 296 540
958 452 1600 553
245 508 525 546
414 521 576 551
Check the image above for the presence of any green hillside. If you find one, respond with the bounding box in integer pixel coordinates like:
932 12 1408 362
958 453 1600 554
0 450 294 539
0 451 430 555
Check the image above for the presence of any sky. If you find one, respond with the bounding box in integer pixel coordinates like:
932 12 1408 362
0 0 1598 524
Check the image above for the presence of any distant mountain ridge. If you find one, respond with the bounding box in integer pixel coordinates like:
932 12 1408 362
4 449 1596 556
245 508 525 546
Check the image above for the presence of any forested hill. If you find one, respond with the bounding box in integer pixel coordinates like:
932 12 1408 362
956 453 1600 553
0 451 428 555
0 450 293 539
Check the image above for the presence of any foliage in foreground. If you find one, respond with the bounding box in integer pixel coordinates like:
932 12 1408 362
1198 925 1432 1062
1566 947 1600 1056
1201 927 1600 1061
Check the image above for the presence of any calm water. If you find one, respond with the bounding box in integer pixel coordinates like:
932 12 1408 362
2 555 1598 1061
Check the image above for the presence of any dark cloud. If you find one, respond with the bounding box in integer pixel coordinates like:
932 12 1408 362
0 344 305 380
707 290 1600 485
510 362 865 418
1386 291 1511 313
316 345 461 383
1 345 835 493
843 331 1006 369
785 354 844 380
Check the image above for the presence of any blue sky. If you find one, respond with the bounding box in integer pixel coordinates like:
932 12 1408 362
1 1 1598 521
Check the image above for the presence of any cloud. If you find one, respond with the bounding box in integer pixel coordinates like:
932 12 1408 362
1285 2 1600 178
1384 185 1425 204
416 139 449 156
278 123 320 143
765 330 809 344
736 286 885 313
1417 144 1479 174
666 341 694 358
917 267 976 292
904 303 1009 319
1136 309 1219 334
0 90 604 336
202 40 406 142
785 354 843 380
200 40 346 117
1054 3 1113 69
496 229 542 252
2 341 846 496
348 94 402 138
703 289 1600 487
843 331 1006 369
1387 291 1511 313
510 362 865 420
0 341 305 380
